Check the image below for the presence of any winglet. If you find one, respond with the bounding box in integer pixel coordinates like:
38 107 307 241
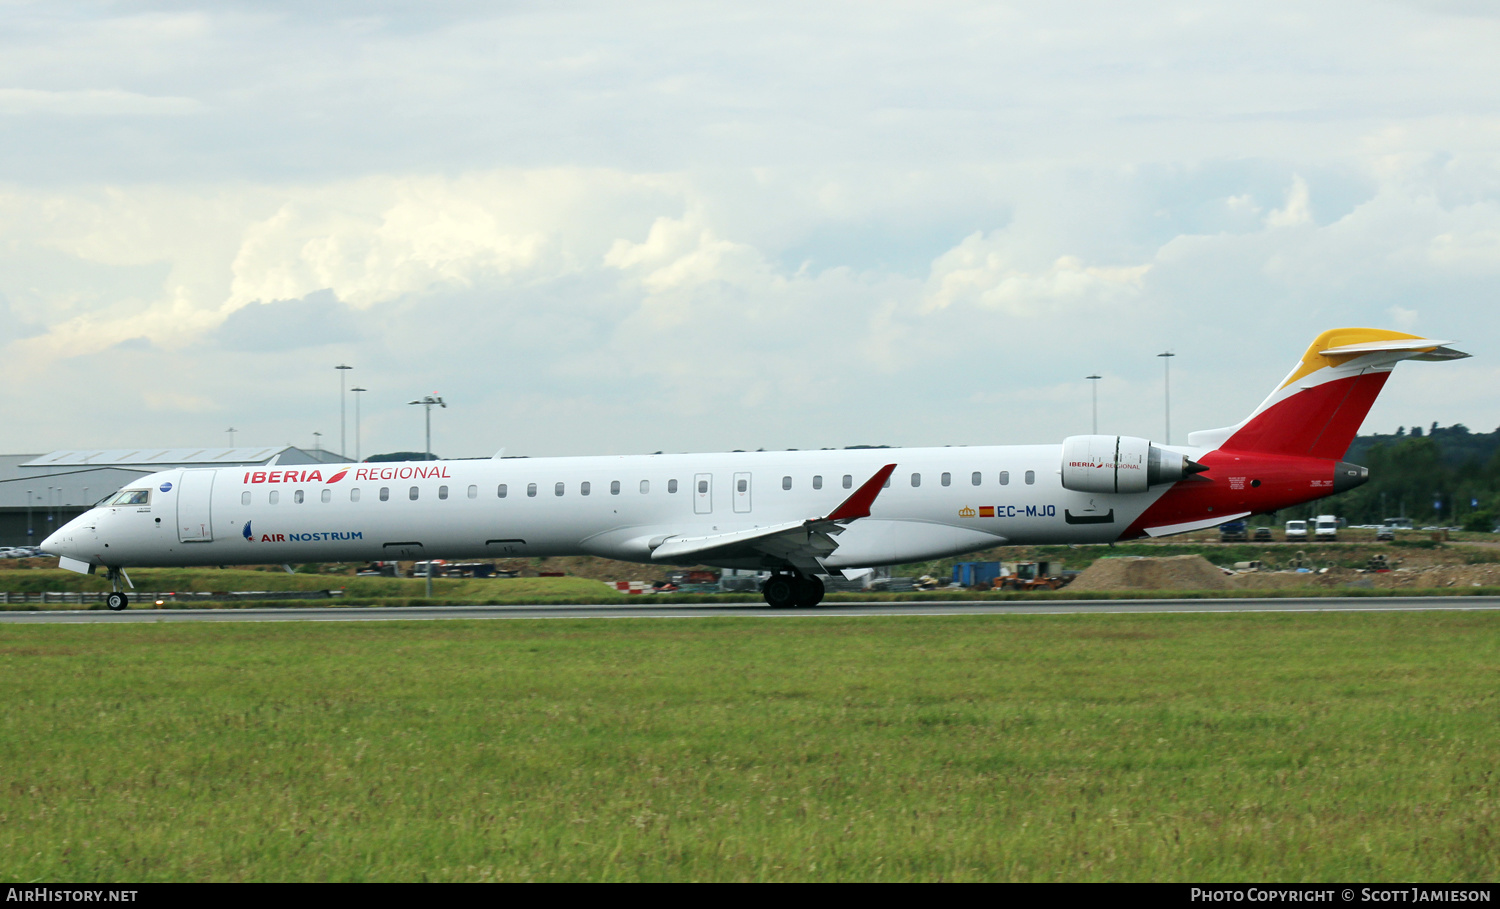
824 463 896 522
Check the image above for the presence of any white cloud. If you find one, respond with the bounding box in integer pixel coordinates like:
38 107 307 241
922 232 1150 316
1265 175 1313 228
2 3 1500 455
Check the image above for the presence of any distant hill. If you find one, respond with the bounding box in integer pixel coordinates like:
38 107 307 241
364 451 439 462
1317 424 1500 527
1345 423 1500 467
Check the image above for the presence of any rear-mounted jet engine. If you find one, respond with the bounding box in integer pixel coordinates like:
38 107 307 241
1060 435 1206 494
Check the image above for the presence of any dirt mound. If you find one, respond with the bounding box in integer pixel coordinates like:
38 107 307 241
1069 554 1231 591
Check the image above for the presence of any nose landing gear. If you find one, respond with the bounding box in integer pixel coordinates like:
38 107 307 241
105 566 132 611
761 571 825 608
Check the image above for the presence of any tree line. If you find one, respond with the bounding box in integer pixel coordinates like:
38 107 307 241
1314 424 1500 529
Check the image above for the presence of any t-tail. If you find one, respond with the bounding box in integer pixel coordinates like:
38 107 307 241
1122 328 1470 539
1188 328 1470 460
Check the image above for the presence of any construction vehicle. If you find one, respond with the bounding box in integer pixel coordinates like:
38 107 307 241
995 560 1071 591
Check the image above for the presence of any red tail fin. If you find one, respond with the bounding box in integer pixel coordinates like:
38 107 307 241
1188 329 1469 458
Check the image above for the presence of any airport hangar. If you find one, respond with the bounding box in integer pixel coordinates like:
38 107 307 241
0 447 353 548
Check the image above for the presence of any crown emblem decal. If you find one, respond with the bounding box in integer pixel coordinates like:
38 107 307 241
958 506 976 518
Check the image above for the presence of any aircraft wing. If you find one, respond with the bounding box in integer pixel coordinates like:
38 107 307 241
649 464 897 574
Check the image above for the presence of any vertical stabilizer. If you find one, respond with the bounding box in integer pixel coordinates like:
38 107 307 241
1186 328 1469 458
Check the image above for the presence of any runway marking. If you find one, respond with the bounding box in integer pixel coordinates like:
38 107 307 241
4 597 1500 624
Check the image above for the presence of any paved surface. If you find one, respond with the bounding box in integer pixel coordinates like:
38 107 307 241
3 596 1500 624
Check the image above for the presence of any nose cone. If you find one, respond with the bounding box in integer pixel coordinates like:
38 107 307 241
40 512 92 559
40 527 70 556
1333 461 1369 493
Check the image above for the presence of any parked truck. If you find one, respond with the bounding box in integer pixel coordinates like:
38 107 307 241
1285 519 1309 543
1314 514 1339 541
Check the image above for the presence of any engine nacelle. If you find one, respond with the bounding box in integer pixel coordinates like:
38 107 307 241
1061 435 1200 494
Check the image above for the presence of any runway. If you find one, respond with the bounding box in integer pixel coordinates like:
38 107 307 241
3 596 1500 624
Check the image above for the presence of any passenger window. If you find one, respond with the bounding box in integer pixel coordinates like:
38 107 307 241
668 479 677 493
972 471 982 486
813 475 823 490
581 481 591 496
911 473 921 487
843 475 852 489
527 483 537 497
351 488 361 502
611 481 621 495
497 484 507 498
294 490 304 504
321 489 331 503
438 485 448 500
467 485 477 499
409 486 420 500
782 476 792 490
556 482 565 496
379 487 389 501
697 479 708 494
269 490 280 505
241 491 251 505
640 480 649 494
1025 470 1036 485
999 471 1010 486
941 472 951 486
737 479 747 493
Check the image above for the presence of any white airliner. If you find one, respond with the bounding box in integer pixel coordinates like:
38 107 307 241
43 328 1468 610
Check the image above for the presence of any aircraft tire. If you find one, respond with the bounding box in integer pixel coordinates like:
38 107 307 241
761 575 798 608
795 576 825 608
106 592 128 611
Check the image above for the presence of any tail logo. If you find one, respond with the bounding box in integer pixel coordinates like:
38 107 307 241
243 520 253 541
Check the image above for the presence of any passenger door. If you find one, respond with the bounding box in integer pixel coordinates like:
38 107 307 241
176 469 215 542
732 472 752 514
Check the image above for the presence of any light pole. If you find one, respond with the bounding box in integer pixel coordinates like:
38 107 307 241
26 490 33 542
350 387 366 462
408 394 446 461
226 427 236 448
1086 374 1101 434
313 431 323 453
1157 351 1175 445
336 364 353 459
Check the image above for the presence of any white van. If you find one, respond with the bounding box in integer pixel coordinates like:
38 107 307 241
1285 519 1308 542
1314 514 1339 541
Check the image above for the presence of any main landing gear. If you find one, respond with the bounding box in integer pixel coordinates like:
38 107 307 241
760 571 825 608
105 567 130 611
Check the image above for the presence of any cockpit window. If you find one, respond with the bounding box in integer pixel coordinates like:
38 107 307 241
108 489 151 506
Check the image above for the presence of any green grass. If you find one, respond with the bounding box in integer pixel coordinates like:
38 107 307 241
0 568 617 600
2 612 1497 881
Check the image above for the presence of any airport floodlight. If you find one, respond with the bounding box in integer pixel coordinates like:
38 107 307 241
1157 352 1175 444
336 364 353 458
226 427 236 447
1086 375 1101 434
350 387 367 462
408 394 447 460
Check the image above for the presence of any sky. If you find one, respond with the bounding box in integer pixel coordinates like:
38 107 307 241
2 1 1499 460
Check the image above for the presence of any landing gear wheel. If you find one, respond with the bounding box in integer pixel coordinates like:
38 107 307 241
761 575 798 608
106 591 128 612
794 576 825 608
